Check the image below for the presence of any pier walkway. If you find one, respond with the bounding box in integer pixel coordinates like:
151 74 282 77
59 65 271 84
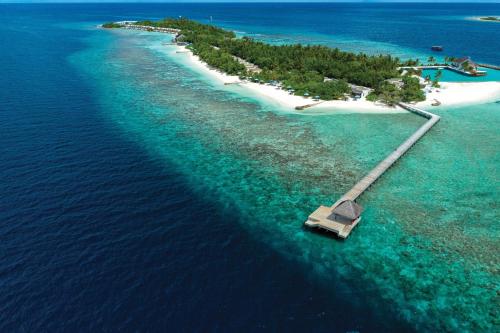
477 63 500 70
305 103 440 239
398 65 487 76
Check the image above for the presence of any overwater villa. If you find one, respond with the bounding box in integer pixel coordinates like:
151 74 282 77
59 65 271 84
451 57 487 76
305 200 363 238
329 200 363 224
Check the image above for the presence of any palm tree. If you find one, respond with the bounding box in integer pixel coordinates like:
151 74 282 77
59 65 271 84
435 69 443 80
427 56 436 64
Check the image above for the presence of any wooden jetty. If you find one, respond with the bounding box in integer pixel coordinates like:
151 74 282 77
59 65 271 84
477 63 500 70
305 103 440 239
295 101 324 110
398 63 488 77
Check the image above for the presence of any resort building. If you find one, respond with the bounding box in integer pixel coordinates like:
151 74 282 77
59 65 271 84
349 84 372 99
452 57 478 72
328 200 363 224
385 78 404 89
450 57 487 76
174 34 189 46
304 199 363 238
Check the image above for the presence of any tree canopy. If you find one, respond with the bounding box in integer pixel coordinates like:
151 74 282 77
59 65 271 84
111 18 426 103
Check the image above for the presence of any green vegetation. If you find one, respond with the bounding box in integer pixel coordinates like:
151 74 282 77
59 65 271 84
368 76 425 106
189 43 245 75
102 22 122 29
479 16 500 22
114 18 427 103
401 76 425 102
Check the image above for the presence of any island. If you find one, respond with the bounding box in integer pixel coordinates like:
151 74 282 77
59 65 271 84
100 18 500 238
102 18 427 107
479 16 500 22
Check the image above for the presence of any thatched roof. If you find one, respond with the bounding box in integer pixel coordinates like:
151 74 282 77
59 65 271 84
331 200 363 220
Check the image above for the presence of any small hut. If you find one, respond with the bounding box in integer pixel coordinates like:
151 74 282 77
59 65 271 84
350 84 372 99
328 200 363 224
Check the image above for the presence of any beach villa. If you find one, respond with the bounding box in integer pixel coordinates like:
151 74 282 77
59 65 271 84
350 84 372 99
386 78 405 89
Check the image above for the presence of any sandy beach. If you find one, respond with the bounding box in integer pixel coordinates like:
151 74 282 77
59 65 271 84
165 44 500 113
416 81 500 108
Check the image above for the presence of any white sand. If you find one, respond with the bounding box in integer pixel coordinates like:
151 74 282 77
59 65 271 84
165 44 500 113
416 81 500 109
165 45 402 114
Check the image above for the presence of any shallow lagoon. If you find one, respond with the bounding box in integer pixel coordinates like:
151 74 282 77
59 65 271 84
1 3 499 332
74 28 499 331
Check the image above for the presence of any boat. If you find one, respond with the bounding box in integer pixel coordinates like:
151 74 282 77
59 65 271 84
431 46 443 51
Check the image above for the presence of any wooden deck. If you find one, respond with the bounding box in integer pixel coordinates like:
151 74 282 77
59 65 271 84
305 103 440 239
398 65 487 76
477 63 500 70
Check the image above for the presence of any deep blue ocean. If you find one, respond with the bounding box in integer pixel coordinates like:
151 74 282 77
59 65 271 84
1 3 499 332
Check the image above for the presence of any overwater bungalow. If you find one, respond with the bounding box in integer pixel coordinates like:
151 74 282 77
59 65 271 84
328 200 363 225
304 199 364 238
451 57 487 76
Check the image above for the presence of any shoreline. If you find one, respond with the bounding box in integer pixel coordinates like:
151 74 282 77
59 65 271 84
151 34 500 114
169 44 403 114
468 16 500 23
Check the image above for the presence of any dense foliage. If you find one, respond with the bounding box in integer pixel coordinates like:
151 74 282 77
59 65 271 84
479 17 500 22
367 76 425 105
189 43 246 75
127 18 426 103
102 22 122 28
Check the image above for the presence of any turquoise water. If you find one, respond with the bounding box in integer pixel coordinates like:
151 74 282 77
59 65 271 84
76 27 499 332
2 3 499 332
422 67 500 82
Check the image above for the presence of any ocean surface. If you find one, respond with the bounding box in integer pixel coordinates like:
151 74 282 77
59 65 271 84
1 3 499 332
